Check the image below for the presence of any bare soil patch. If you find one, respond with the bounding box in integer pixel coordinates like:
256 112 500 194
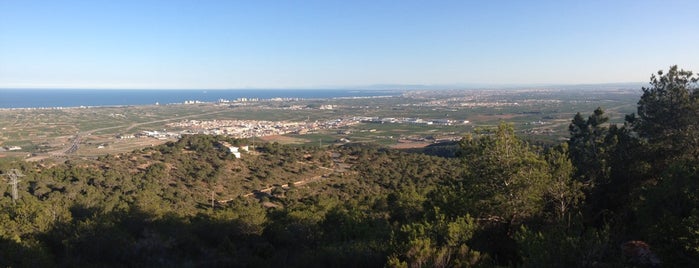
390 142 432 149
259 135 309 144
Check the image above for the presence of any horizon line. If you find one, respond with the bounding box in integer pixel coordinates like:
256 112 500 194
0 81 647 91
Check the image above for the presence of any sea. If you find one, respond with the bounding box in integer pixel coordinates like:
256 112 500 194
0 89 402 109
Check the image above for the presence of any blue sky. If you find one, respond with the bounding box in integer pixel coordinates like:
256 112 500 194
1 0 698 89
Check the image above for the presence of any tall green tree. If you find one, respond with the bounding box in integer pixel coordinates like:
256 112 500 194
544 143 583 224
568 107 612 187
631 65 699 167
625 66 699 266
458 123 550 225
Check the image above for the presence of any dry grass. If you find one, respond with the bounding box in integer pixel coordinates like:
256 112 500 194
390 142 432 149
259 135 309 144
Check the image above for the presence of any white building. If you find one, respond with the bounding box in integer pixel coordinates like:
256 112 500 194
229 146 241 158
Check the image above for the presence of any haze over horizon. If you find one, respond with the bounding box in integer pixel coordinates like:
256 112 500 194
1 0 698 89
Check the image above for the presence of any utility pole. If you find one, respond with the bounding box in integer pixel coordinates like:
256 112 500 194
211 190 215 209
250 129 255 148
4 169 24 205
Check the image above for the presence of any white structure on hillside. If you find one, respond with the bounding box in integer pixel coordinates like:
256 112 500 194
229 146 241 158
219 141 249 159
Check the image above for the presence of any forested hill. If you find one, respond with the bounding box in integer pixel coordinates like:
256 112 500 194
1 66 698 267
0 134 467 267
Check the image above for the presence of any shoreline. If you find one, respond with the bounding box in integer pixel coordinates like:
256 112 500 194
0 94 400 110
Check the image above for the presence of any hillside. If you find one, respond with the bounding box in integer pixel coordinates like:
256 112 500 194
1 66 698 267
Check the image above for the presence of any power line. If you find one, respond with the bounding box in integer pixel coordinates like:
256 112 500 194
3 169 24 205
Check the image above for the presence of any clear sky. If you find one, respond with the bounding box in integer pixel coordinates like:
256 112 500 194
1 0 698 89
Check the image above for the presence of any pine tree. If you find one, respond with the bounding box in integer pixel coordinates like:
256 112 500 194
568 107 612 187
632 65 699 166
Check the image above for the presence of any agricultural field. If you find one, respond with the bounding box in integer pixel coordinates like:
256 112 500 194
0 88 641 159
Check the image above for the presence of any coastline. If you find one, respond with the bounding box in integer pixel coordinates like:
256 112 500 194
0 88 402 109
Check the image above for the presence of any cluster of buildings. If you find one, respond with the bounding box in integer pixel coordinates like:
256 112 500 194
355 117 469 126
118 115 469 142
113 114 469 144
0 146 22 152
216 97 304 104
116 131 181 140
164 118 360 138
218 142 249 158
217 98 261 103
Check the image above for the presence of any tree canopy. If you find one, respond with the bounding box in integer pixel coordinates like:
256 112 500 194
1 66 698 267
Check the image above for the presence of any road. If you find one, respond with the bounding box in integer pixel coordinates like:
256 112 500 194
47 109 231 156
64 134 80 154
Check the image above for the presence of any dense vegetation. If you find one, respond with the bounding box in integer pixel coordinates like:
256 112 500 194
1 66 697 267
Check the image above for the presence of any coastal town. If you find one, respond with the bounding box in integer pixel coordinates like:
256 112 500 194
128 116 469 140
0 87 640 160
